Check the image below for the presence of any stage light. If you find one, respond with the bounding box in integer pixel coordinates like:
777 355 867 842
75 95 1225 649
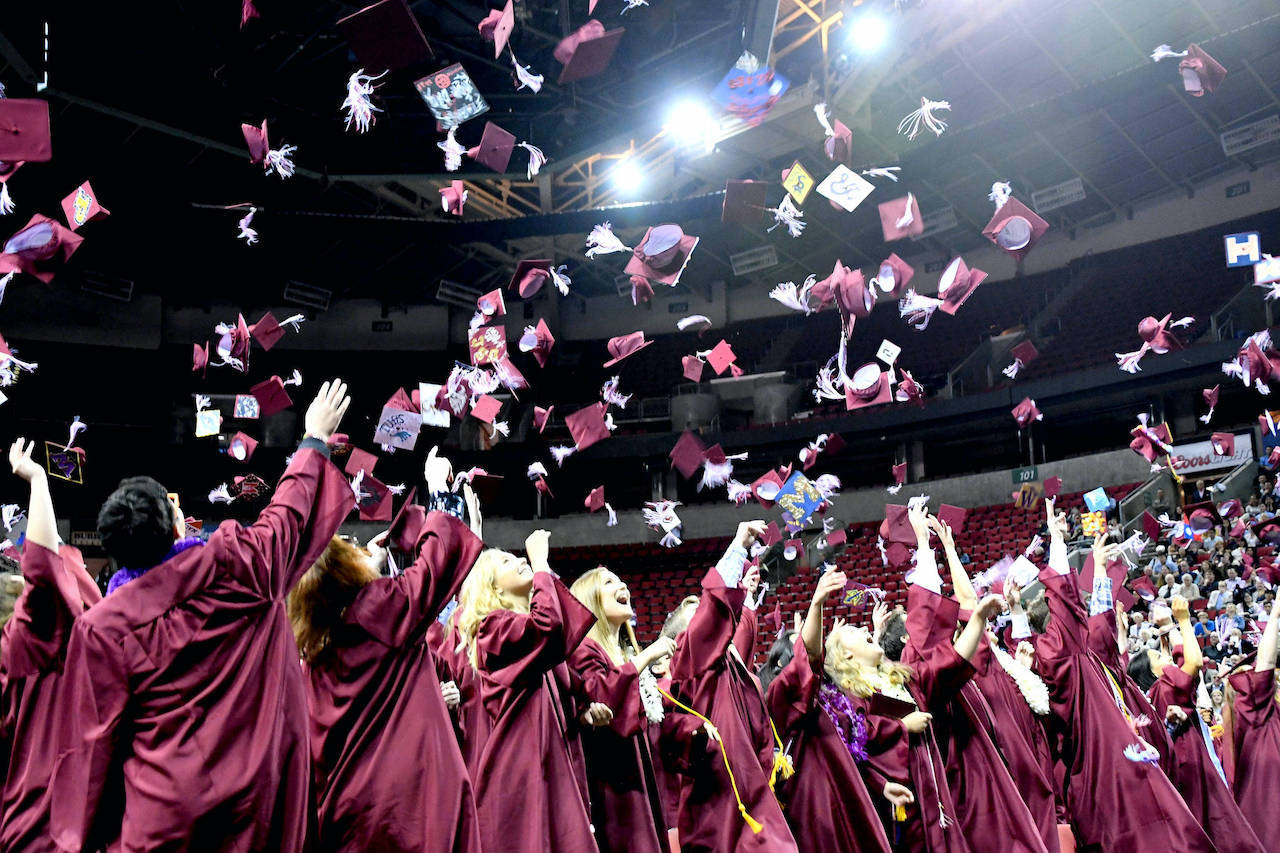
664 100 717 150
846 13 888 53
611 157 645 194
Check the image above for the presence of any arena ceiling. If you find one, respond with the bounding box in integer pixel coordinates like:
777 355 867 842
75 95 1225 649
1 0 1278 309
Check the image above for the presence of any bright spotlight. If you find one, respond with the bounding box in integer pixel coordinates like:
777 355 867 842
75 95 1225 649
611 158 645 194
664 100 717 150
846 13 888 53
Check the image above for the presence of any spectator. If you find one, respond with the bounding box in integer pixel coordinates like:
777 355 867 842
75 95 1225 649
1215 603 1245 636
1265 496 1277 520
1204 633 1225 662
1187 479 1210 504
1158 573 1179 600
1151 488 1171 517
1257 474 1273 500
1147 546 1175 575
1226 567 1247 595
1245 494 1264 519
1208 581 1231 610
1241 593 1265 620
1174 574 1200 600
1193 610 1213 638
1128 612 1147 641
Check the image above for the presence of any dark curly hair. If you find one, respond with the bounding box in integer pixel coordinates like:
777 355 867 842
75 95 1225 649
97 476 176 569
879 612 908 661
757 631 796 692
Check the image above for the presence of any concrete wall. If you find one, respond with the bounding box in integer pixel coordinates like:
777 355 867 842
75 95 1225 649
342 446 1155 550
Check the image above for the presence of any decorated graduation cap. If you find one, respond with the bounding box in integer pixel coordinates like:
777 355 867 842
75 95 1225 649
983 183 1049 261
338 0 434 72
60 181 109 232
477 0 515 58
722 180 769 225
0 214 84 283
937 257 987 316
844 363 893 410
0 100 52 163
554 19 625 84
878 193 922 241
518 318 555 367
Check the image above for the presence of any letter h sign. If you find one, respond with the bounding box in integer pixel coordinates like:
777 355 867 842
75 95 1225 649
1224 232 1261 268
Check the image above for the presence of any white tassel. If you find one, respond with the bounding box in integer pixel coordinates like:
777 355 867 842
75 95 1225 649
895 192 916 229
379 443 396 454
550 445 577 466
601 376 631 408
677 314 711 331
0 271 11 306
350 470 369 503
698 459 735 492
896 97 951 140
342 69 386 134
814 103 836 138
766 196 806 238
1258 380 1271 396
387 483 406 496
770 275 816 314
726 480 752 505
887 483 904 495
659 530 681 548
605 503 617 527
66 416 87 450
584 222 632 258
1116 345 1149 373
1170 316 1194 328
489 420 509 440
877 536 888 567
284 370 303 386
813 363 845 403
237 207 259 244
814 473 841 499
0 503 23 532
264 144 297 179
899 288 942 331
551 264 571 296
208 483 234 504
988 181 1012 210
519 142 546 179
861 167 901 182
1199 409 1214 424
0 183 13 215
510 49 544 93
1150 44 1188 62
621 0 650 12
280 313 306 333
438 127 465 172
195 394 211 412
604 412 617 432
1003 358 1024 379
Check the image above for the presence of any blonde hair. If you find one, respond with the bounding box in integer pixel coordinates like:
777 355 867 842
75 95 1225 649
456 548 531 670
288 536 380 665
824 624 912 698
569 566 638 666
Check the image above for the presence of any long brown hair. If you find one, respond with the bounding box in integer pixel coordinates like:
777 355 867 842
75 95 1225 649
288 536 380 665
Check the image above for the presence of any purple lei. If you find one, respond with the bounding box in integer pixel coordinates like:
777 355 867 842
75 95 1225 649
106 536 206 595
818 681 869 762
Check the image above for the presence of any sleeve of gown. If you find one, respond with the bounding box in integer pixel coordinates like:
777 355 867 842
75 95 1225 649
6 542 79 674
860 710 911 786
765 635 822 735
1038 560 1089 659
48 621 130 853
669 564 748 682
1087 608 1122 672
477 573 596 688
348 510 483 648
732 600 759 665
568 640 645 737
218 443 355 600
1228 668 1279 728
658 709 718 775
911 643 977 710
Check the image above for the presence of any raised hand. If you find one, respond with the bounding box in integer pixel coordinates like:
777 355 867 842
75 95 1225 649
366 530 390 573
462 482 482 539
735 520 767 550
1005 578 1024 614
742 561 761 597
813 570 847 607
974 593 1007 622
524 529 551 572
424 445 452 493
8 438 43 483
907 503 930 541
1170 595 1190 623
304 378 350 442
927 516 955 552
637 636 676 671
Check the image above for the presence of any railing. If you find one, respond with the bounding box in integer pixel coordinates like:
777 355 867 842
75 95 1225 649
1118 469 1176 533
1211 282 1269 343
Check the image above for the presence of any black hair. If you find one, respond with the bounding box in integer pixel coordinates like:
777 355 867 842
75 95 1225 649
757 632 796 692
97 476 176 569
879 612 908 662
1027 596 1050 634
1127 649 1158 692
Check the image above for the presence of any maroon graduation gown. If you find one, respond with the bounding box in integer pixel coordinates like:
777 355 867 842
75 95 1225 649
473 572 598 853
647 673 702 831
668 566 798 853
1148 665 1264 853
50 445 352 852
902 588 1048 853
1086 610 1175 777
0 542 100 851
1226 667 1280 849
568 638 668 853
765 634 892 853
304 509 484 852
1031 569 1213 852
434 622 491 779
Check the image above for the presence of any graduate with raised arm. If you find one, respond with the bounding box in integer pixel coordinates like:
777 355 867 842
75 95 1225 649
568 567 677 853
839 504 1005 852
1223 594 1280 846
1134 596 1263 853
50 379 357 852
1021 498 1213 852
933 518 1058 853
0 438 102 851
764 566 898 853
666 520 799 853
288 446 485 852
458 527 599 853
898 511 1045 853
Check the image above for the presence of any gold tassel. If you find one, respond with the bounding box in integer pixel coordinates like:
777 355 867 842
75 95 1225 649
739 804 764 834
767 717 795 790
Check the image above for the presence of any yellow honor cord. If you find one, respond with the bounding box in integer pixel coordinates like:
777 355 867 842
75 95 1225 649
656 685 764 834
767 716 795 790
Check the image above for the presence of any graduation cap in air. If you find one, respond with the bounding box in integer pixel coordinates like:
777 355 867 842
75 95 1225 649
60 181 110 231
937 257 987 316
554 20 625 84
722 180 769 225
477 0 516 58
669 431 707 479
338 0 434 71
0 214 84 283
0 100 52 163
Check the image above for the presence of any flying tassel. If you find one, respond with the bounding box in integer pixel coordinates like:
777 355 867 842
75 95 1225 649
988 181 1012 210
895 192 916 229
899 288 942 331
814 103 836 138
438 127 465 172
264 144 297 179
1 503 24 532
551 264 572 296
237 207 259 245
621 0 650 12
896 98 951 140
519 142 547 180
0 271 11 306
814 474 841 499
342 69 386 134
1115 345 1150 374
0 183 13 215
1169 316 1195 328
387 483 406 496
876 536 888 567
861 166 901 181
601 376 631 409
659 530 682 549
284 370 303 386
195 394 211 412
766 196 806 238
280 313 305 333
813 362 845 403
727 480 752 505
698 456 741 492
66 416 87 450
209 483 234 504
550 445 577 466
350 470 370 503
677 314 712 331
1150 44 1188 62
489 420 510 440
770 275 816 314
887 483 904 495
510 49 544 93
605 503 617 527
1199 409 1214 424
1003 358 1024 379
584 222 632 258
1124 743 1162 764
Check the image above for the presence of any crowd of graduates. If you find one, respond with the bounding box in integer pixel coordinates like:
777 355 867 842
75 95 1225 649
0 377 1277 852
